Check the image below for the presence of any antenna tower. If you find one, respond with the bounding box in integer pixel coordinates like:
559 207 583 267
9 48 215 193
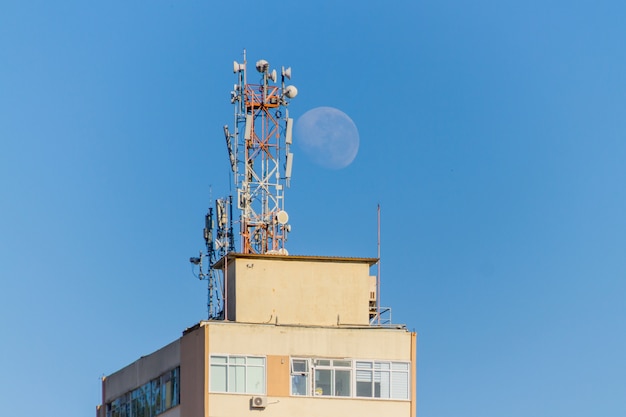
227 50 297 254
191 51 297 319
190 196 234 319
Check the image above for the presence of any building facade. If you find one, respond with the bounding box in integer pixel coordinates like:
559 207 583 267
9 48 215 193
98 253 417 417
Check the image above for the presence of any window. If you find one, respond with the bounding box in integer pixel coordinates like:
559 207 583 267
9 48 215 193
355 361 410 400
288 357 410 401
106 367 180 417
356 361 373 397
291 359 309 396
313 359 352 397
210 355 266 394
290 358 353 397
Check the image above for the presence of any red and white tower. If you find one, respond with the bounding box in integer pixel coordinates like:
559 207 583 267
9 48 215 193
226 51 297 254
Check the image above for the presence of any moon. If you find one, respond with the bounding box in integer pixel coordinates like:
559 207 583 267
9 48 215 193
294 107 360 170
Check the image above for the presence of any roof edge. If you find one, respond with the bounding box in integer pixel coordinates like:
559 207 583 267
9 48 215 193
212 252 379 269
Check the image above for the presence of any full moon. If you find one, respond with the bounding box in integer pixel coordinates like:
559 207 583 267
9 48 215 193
294 107 360 170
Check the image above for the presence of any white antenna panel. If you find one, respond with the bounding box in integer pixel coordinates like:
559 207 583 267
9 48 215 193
285 118 293 144
285 152 293 179
217 201 228 227
244 115 253 140
237 189 244 210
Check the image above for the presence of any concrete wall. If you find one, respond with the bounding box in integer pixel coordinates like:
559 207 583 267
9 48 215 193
180 323 208 417
206 321 413 361
208 394 410 417
103 339 180 402
222 255 376 326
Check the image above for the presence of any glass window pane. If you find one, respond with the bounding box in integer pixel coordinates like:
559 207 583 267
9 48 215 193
291 359 308 396
210 364 227 392
164 378 172 410
292 359 308 373
356 381 372 397
111 399 120 417
356 368 373 397
314 369 332 396
316 359 331 366
228 365 246 393
375 370 390 398
376 362 390 370
356 369 372 382
356 361 372 370
131 390 140 417
247 365 265 394
172 368 180 406
333 360 351 367
142 384 151 417
335 370 351 397
291 374 308 396
211 356 227 364
392 362 409 371
152 380 161 414
120 400 127 417
391 371 409 399
231 356 245 364
160 378 165 410
247 357 264 366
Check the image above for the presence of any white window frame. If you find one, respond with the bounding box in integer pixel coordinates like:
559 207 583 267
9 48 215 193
209 355 266 395
312 358 352 397
289 357 410 401
290 358 310 396
355 360 410 400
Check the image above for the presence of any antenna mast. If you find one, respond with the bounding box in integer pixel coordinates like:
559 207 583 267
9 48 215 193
190 196 234 320
228 51 297 254
191 52 298 319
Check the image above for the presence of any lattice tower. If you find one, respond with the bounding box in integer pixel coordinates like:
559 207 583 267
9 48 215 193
225 52 297 254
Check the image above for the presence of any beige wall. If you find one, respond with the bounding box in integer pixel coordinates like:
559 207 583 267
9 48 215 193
206 321 413 360
220 254 377 326
208 394 410 417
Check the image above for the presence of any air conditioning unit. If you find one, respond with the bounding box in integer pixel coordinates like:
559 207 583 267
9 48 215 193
251 396 267 409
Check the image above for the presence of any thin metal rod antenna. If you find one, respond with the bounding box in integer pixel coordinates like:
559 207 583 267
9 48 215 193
224 255 228 320
377 204 381 325
242 49 247 87
228 195 234 252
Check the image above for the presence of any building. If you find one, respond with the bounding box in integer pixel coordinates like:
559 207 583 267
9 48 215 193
97 53 417 417
97 253 417 417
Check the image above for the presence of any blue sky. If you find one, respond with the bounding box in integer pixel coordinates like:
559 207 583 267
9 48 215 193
2 1 626 416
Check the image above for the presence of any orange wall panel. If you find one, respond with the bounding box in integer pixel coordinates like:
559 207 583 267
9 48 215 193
267 355 290 397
